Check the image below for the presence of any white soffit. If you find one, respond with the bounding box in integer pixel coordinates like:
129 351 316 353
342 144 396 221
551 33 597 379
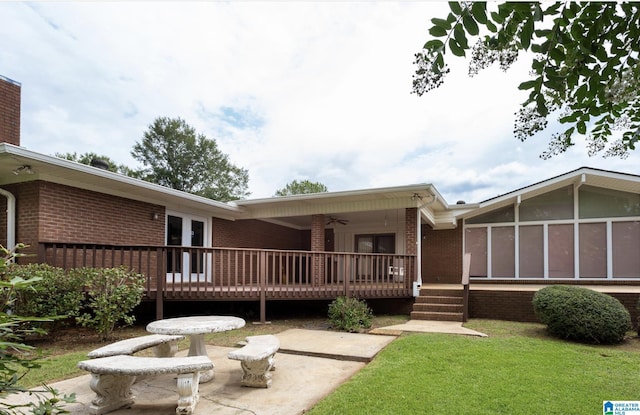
234 184 447 219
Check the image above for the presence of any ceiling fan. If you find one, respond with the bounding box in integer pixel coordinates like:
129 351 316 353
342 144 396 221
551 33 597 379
326 216 349 225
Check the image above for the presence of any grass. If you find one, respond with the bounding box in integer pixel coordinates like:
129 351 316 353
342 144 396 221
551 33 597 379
307 320 640 415
17 316 640 414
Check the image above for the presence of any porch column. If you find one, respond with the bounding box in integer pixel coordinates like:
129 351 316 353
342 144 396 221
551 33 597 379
311 214 325 284
405 208 417 283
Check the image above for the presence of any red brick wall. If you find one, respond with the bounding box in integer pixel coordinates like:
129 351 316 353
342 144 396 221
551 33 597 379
310 215 325 283
0 76 21 146
212 218 304 249
405 208 417 256
37 182 165 245
14 182 39 258
422 221 463 283
310 214 325 251
470 290 538 322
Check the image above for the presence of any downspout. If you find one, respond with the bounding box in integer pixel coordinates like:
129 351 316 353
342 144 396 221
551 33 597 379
0 188 16 252
415 193 437 293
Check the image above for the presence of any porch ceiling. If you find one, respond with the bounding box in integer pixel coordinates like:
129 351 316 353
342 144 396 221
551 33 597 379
261 209 407 230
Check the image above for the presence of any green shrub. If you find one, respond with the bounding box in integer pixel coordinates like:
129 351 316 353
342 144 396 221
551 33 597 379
637 297 640 337
9 263 86 327
75 266 145 340
0 244 75 414
533 285 631 344
328 296 373 332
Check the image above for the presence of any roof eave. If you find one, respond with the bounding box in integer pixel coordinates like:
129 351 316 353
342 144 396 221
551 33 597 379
0 144 243 219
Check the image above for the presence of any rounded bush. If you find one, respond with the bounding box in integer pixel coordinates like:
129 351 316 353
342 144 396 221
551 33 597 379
8 263 86 327
328 296 373 332
533 285 631 344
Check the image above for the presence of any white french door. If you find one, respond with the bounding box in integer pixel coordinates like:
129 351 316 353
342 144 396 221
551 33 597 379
166 213 211 282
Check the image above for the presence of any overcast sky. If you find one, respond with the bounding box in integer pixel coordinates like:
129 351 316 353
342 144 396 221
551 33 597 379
2 2 639 204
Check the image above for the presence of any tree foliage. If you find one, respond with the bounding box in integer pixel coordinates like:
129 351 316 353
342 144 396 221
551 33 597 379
274 180 328 196
131 117 250 201
413 2 640 158
55 152 131 175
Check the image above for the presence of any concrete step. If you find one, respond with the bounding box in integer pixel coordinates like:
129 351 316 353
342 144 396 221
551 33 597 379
419 288 464 297
410 311 463 322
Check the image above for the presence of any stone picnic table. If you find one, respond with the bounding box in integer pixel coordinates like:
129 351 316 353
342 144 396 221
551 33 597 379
146 315 246 382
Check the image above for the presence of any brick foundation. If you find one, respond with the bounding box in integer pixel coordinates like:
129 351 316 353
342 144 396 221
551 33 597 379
470 289 640 329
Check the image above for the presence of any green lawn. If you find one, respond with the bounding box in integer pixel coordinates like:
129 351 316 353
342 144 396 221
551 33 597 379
308 320 640 415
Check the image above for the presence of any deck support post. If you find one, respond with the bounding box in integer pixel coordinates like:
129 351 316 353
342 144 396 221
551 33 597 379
156 247 164 320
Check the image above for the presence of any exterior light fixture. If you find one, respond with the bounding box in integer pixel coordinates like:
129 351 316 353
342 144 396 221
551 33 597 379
12 165 33 175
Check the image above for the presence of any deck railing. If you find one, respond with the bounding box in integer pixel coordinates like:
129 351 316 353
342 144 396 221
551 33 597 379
38 243 416 320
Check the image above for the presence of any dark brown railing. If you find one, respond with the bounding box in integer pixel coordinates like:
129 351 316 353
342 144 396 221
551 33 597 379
38 243 416 321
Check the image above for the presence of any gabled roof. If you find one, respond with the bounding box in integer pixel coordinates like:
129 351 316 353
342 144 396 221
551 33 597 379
0 143 462 228
457 166 640 219
0 143 242 220
13 145 636 231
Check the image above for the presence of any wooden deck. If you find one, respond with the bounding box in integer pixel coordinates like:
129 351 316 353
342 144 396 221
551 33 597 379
38 243 417 321
149 282 413 300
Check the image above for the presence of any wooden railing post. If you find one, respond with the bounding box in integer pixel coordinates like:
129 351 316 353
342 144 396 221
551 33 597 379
156 247 164 320
37 243 46 264
259 251 267 324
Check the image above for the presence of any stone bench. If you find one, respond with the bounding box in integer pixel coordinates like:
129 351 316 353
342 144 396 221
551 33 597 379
87 334 184 359
77 355 212 415
228 334 279 388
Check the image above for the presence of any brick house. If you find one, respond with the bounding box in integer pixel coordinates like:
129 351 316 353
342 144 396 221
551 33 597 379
2 75 640 324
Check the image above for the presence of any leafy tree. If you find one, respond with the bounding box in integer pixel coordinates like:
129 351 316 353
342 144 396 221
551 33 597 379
131 117 250 201
274 180 328 196
413 2 640 158
55 152 131 174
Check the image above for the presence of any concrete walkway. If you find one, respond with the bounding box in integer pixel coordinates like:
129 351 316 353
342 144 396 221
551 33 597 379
371 319 488 337
4 322 486 414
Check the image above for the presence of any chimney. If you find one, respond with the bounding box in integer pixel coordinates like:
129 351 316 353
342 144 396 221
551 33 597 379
0 75 21 146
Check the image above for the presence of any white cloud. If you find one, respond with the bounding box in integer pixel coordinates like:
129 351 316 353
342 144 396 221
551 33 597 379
2 2 638 203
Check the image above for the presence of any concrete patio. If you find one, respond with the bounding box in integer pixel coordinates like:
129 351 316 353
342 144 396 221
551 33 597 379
4 322 486 414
